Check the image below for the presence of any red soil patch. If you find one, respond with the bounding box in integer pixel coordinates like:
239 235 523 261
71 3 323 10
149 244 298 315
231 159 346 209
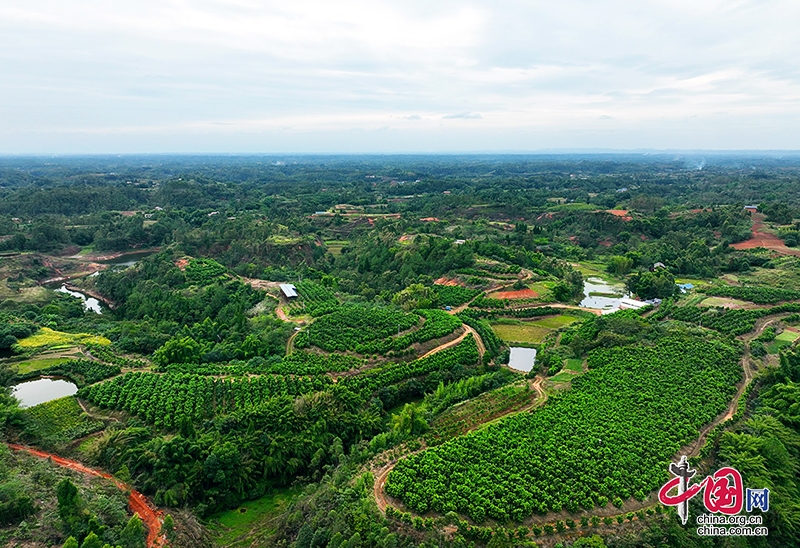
420 217 440 222
8 444 166 547
731 213 800 256
606 209 632 221
434 277 463 287
492 288 539 299
598 238 613 247
175 258 190 270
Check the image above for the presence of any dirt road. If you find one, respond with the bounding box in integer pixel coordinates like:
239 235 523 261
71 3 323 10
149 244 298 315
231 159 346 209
7 444 166 548
732 212 800 256
418 325 485 360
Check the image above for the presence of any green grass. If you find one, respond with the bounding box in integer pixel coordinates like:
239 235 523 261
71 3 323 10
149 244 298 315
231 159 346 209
675 277 710 286
528 315 579 329
563 359 584 373
324 240 349 256
17 327 111 349
682 294 708 307
490 323 551 344
491 315 578 344
570 261 614 280
24 396 104 445
13 357 72 374
699 297 752 308
549 371 577 383
208 487 302 547
527 281 556 301
734 257 800 289
767 331 800 354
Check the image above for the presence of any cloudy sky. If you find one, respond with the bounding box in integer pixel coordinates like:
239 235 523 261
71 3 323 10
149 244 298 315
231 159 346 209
2 0 800 153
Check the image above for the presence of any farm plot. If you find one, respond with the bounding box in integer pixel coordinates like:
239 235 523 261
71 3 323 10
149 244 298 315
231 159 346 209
490 315 578 345
767 330 800 354
298 305 461 355
426 382 534 446
386 336 741 522
24 396 104 446
17 327 111 350
80 373 332 429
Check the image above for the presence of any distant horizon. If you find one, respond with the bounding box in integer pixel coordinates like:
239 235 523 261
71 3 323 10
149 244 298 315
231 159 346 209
4 149 800 158
3 2 800 154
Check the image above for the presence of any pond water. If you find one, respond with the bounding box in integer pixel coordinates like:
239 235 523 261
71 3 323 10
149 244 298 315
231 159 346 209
579 277 630 311
55 285 103 314
12 378 78 408
508 347 537 373
98 250 154 268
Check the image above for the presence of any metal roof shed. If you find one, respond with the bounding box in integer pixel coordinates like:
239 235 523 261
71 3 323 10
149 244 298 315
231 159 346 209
280 284 298 298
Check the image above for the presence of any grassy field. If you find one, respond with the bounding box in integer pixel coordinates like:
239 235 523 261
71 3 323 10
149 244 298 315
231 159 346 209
324 240 349 256
427 382 534 444
528 281 556 301
0 279 53 302
490 323 551 344
767 331 800 354
207 487 302 547
17 327 111 349
563 358 584 373
699 297 752 308
549 371 577 383
13 356 75 374
490 315 578 345
24 396 104 445
530 315 579 329
570 261 615 280
729 256 800 288
675 277 711 287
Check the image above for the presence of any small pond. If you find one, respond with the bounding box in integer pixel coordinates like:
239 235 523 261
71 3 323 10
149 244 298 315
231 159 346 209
579 277 630 311
12 378 78 408
508 347 537 373
98 250 154 268
55 285 103 314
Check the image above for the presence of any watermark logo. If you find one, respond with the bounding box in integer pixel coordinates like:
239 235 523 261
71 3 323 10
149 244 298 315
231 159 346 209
658 456 769 537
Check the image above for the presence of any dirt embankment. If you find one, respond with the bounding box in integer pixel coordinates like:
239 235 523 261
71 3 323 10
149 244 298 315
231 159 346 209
7 444 167 548
732 212 800 256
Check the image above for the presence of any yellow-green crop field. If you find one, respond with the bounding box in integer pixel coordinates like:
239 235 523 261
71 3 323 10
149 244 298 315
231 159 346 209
17 327 111 349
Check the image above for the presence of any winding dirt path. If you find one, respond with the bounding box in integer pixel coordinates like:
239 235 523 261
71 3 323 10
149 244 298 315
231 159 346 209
373 312 789 528
7 444 166 548
681 315 780 457
418 326 485 360
732 212 800 256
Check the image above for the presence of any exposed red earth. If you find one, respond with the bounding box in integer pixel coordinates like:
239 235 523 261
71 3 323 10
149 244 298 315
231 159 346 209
605 209 632 221
492 288 538 299
731 212 800 256
7 444 166 548
433 277 462 286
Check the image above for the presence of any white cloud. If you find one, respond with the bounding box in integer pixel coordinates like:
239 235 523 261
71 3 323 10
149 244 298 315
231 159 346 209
1 0 799 152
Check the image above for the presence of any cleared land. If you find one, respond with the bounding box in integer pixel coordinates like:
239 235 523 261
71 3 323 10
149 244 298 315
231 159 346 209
490 323 550 344
698 297 754 309
732 212 800 255
767 330 800 354
17 327 111 349
490 315 578 344
208 487 301 548
490 288 538 299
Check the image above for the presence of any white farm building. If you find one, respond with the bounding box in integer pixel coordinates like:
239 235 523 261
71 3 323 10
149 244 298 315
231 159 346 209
280 284 298 299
